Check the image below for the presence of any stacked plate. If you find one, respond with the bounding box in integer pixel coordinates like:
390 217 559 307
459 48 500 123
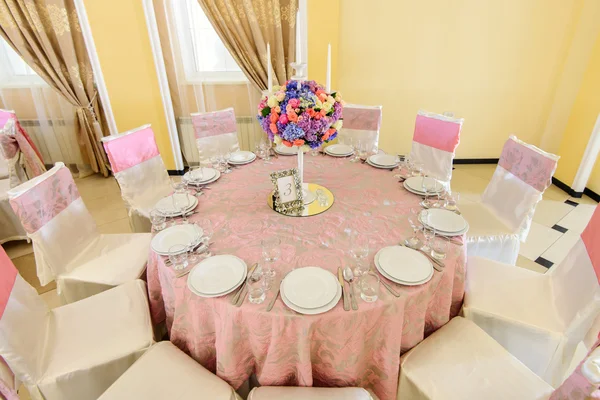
274 145 298 156
419 208 469 237
229 151 256 165
182 168 221 186
187 255 247 298
403 176 444 196
367 154 399 169
324 144 354 157
151 224 204 255
374 246 433 286
280 267 342 315
154 193 198 217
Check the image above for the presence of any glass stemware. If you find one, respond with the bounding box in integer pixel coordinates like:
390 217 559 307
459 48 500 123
260 140 272 161
248 271 266 304
445 191 460 212
359 271 379 303
349 138 360 163
149 209 166 231
261 237 281 280
420 176 436 208
349 232 370 276
168 244 189 271
411 162 424 177
187 223 203 264
431 235 449 260
173 192 191 224
405 207 423 249
223 152 232 174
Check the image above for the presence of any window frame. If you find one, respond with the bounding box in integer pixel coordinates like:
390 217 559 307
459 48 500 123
0 39 46 89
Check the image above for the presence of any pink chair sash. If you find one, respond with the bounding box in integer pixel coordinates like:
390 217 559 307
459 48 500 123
343 107 382 131
103 125 160 173
413 112 462 153
583 206 600 283
192 108 237 139
0 246 17 320
0 110 46 178
9 165 80 234
550 336 600 399
498 137 558 192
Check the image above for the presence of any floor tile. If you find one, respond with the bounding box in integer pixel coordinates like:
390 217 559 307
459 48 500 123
98 217 132 234
519 222 562 261
3 239 33 259
569 195 599 206
557 204 596 234
540 231 581 265
516 255 548 274
543 185 571 202
40 289 62 309
532 200 576 228
18 385 32 400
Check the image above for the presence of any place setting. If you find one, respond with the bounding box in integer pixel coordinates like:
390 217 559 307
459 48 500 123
366 153 401 170
324 143 354 158
187 255 249 298
182 166 221 194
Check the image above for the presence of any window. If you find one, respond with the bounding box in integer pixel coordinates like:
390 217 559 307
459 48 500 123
0 38 45 87
172 0 246 83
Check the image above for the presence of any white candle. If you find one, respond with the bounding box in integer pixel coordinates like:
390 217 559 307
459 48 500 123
296 10 302 63
267 43 272 93
326 43 332 92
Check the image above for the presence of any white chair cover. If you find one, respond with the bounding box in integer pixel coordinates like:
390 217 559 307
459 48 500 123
101 125 172 233
0 246 154 400
248 387 376 400
7 163 151 303
409 110 463 188
192 108 240 164
463 135 559 265
338 104 382 153
98 341 241 400
463 205 600 386
0 180 27 245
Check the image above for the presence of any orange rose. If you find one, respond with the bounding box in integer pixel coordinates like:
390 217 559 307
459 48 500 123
270 112 279 123
314 113 322 120
287 112 298 123
282 140 293 147
270 123 277 134
320 109 327 116
316 89 326 97
322 128 335 141
293 139 305 147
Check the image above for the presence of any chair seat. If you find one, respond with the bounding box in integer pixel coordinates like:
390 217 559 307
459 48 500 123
98 341 240 400
248 387 375 400
398 317 553 400
38 280 154 399
462 202 521 264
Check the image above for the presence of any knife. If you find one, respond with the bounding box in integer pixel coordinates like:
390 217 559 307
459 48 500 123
337 267 350 311
230 263 258 305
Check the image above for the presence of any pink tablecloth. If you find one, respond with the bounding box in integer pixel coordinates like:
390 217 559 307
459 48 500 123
147 155 467 400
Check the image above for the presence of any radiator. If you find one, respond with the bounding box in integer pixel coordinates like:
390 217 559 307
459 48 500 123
177 116 266 165
18 119 84 166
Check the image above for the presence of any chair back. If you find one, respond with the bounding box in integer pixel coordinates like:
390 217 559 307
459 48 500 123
339 104 382 153
409 110 463 185
7 163 98 286
191 108 240 164
101 125 171 214
481 136 559 240
0 245 49 386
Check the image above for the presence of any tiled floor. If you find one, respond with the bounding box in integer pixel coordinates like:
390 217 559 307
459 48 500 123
4 164 598 399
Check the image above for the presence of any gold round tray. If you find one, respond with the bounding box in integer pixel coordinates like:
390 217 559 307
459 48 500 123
267 183 334 217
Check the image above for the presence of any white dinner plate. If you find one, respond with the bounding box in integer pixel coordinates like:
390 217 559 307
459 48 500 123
229 151 256 164
151 224 203 255
375 252 433 286
325 144 354 157
374 246 433 284
368 154 399 167
183 168 217 184
419 208 468 234
282 267 338 309
275 145 298 155
154 193 198 217
281 279 342 315
187 255 247 297
404 176 444 194
366 159 398 169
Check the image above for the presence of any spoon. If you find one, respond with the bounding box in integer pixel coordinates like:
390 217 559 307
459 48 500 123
343 267 358 310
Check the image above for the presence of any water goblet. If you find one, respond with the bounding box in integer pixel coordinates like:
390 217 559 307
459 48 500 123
445 191 460 212
411 162 424 177
405 208 423 249
173 192 191 224
261 237 281 279
260 141 271 161
223 152 233 174
187 223 203 264
168 244 189 271
349 138 360 163
171 178 185 194
359 272 380 303
420 176 436 208
349 233 370 276
421 219 435 253
150 209 166 231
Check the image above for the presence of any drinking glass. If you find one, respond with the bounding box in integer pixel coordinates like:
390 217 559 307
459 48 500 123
349 138 360 163
149 209 166 231
431 235 449 260
349 233 370 276
173 193 191 224
168 244 188 271
445 191 460 212
405 207 423 249
260 141 271 161
171 178 185 193
310 146 320 157
411 162 424 177
195 218 213 243
358 142 369 162
187 223 204 264
223 152 233 174
421 218 435 253
421 176 436 208
359 272 379 302
247 272 266 304
261 237 281 278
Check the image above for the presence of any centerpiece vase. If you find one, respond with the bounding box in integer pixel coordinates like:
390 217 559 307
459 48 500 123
297 147 316 205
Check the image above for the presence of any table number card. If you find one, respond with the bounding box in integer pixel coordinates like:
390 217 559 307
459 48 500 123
270 168 304 213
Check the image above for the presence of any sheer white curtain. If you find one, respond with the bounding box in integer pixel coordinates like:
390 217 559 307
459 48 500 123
0 39 92 177
157 0 265 166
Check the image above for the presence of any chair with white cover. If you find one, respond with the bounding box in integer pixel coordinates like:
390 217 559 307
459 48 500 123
409 110 463 189
97 341 242 400
248 387 377 399
461 135 559 265
463 205 600 386
192 108 240 164
0 246 154 400
101 124 172 233
338 104 382 153
7 162 151 303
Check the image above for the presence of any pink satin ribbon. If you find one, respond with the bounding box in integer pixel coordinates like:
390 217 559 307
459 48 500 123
498 138 557 192
103 126 160 173
413 114 461 153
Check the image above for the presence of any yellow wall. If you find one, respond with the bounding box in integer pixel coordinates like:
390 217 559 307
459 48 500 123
83 0 175 169
555 32 600 192
307 0 339 89
328 0 584 158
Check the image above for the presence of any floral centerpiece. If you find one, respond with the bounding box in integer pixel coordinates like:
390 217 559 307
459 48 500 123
257 80 344 151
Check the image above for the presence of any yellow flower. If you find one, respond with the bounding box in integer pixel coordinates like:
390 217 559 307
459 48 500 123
326 95 335 104
300 144 310 153
315 99 323 109
274 135 282 145
323 102 333 112
332 120 343 130
276 92 285 102
267 96 278 108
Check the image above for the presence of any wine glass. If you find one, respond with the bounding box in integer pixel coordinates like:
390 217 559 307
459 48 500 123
349 232 369 276
197 218 213 244
223 152 232 174
173 192 191 224
187 223 203 264
168 244 189 271
405 207 423 249
421 176 436 208
260 140 271 161
445 191 461 212
261 237 281 280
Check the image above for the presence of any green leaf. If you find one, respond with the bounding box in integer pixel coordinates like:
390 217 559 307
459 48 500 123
261 107 271 117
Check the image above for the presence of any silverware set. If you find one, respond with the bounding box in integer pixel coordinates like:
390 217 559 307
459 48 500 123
337 267 350 311
343 267 358 310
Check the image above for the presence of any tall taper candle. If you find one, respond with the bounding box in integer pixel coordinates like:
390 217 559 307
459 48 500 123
326 43 332 92
267 43 272 93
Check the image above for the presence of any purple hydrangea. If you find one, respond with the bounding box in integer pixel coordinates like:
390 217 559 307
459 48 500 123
281 123 305 142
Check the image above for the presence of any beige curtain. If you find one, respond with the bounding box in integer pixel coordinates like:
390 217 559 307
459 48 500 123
0 0 109 176
197 0 298 91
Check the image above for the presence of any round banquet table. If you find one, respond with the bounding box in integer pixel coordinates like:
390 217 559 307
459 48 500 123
147 154 467 400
